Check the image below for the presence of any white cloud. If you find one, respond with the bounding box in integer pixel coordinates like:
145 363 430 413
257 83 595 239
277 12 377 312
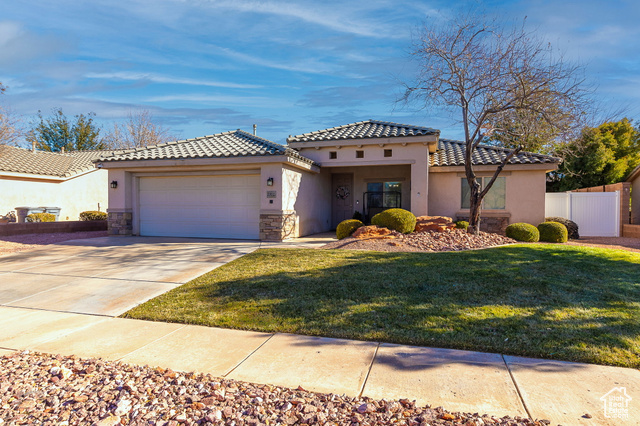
198 0 402 39
0 20 69 68
85 71 262 89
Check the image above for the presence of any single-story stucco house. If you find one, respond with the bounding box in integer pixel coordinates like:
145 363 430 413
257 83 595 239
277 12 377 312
98 120 560 240
0 145 112 221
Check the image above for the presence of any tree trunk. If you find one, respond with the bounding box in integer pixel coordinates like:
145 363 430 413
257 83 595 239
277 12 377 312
467 179 482 235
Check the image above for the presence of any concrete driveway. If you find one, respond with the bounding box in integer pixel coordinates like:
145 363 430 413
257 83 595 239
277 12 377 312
0 236 261 316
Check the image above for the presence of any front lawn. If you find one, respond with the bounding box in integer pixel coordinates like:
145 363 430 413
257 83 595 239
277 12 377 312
124 245 640 368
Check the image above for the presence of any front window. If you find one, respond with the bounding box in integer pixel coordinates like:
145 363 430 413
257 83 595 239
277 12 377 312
461 177 506 209
367 181 401 208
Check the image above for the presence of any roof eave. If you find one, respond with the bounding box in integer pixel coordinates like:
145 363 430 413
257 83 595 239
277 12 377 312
625 164 640 182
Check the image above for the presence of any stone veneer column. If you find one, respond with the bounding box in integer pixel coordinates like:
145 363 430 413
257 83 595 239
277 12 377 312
259 210 299 241
107 209 133 236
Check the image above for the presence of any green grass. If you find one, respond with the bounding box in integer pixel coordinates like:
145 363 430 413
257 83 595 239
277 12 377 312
123 245 640 368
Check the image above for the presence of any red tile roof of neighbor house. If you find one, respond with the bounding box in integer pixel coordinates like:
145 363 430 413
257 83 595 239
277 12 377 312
96 130 317 165
286 120 440 142
0 145 119 178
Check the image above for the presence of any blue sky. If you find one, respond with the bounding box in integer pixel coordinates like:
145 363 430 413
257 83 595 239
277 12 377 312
1 0 638 144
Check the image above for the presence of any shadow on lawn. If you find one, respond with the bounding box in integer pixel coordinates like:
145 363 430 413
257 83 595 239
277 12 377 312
184 246 640 369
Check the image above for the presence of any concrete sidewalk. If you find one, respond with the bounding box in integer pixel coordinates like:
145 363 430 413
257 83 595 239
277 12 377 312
0 305 637 425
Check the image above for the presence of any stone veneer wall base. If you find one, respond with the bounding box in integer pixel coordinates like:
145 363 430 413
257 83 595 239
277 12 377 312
456 215 509 235
108 211 133 236
260 211 298 241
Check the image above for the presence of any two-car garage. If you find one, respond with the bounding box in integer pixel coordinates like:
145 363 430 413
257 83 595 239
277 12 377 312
137 174 261 239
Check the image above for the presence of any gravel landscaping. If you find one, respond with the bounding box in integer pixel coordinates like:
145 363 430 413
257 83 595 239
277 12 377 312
323 229 516 252
0 231 108 256
0 351 549 426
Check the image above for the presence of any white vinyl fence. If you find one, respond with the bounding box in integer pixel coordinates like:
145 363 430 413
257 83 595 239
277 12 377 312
545 191 620 237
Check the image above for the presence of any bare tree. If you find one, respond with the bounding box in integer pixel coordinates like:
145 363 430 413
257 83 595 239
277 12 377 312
405 12 588 234
0 83 23 146
105 110 176 149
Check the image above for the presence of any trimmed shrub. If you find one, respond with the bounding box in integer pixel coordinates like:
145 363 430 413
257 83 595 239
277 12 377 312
538 221 568 243
79 211 108 221
455 220 469 230
352 210 363 221
336 219 364 240
26 212 56 223
505 223 539 242
545 216 579 239
371 208 417 234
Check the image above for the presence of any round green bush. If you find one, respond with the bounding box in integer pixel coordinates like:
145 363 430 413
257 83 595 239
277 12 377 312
336 219 364 240
26 212 56 223
545 216 579 239
538 221 568 243
505 222 539 242
371 208 417 234
455 220 469 230
79 211 108 221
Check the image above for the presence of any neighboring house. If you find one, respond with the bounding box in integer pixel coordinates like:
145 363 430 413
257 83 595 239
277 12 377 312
99 120 560 240
627 164 640 225
0 145 114 221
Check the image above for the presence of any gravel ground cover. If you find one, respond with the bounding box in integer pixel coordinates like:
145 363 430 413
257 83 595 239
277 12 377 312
0 351 549 426
323 229 516 252
0 231 108 256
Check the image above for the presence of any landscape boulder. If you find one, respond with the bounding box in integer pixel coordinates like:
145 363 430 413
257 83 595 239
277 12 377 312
415 216 456 233
352 225 396 239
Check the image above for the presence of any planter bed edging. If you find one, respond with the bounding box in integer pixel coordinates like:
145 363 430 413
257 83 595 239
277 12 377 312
0 221 107 237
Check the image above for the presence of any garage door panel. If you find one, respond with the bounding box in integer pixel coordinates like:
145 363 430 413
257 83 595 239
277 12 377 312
138 175 260 239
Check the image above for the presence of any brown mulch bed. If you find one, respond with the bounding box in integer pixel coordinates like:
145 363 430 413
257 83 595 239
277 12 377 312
323 229 516 253
0 231 108 256
0 351 549 426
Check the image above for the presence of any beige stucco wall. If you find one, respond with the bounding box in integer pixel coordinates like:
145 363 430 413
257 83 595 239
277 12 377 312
104 157 322 238
295 143 429 216
288 167 332 236
631 172 640 224
428 166 548 225
0 170 108 220
322 165 412 217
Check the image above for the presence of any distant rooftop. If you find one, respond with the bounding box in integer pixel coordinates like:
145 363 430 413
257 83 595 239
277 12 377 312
0 145 119 178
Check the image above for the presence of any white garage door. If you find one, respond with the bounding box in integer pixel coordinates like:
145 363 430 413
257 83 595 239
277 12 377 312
138 175 260 239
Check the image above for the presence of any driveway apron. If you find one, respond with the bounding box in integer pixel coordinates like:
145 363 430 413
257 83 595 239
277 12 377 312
0 236 260 316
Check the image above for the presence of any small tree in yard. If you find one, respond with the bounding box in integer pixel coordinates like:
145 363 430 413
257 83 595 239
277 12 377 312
405 12 587 234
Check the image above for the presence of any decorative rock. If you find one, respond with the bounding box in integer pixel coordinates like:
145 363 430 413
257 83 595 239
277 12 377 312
0 351 546 426
415 216 456 233
352 225 396 239
114 398 132 416
93 416 121 426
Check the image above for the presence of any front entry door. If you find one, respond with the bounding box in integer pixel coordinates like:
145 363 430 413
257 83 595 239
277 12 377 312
332 173 354 229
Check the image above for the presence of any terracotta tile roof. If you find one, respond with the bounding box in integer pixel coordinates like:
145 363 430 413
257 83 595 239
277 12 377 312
430 139 561 167
286 120 439 143
0 145 118 178
98 130 316 165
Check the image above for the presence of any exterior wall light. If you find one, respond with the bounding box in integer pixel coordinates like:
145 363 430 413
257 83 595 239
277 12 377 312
110 181 118 189
266 177 274 186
